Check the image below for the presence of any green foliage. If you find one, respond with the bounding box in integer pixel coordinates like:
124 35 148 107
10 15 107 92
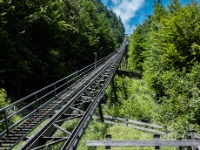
127 0 200 136
0 89 9 108
0 89 22 132
77 121 109 150
0 89 9 130
0 0 125 100
168 0 181 14
77 121 177 150
128 17 151 73
105 76 156 123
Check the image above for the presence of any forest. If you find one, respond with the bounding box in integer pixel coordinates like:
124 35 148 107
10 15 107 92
0 0 125 103
107 0 200 138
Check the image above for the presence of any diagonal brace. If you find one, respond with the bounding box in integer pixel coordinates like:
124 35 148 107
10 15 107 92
70 106 85 114
31 138 68 150
53 124 71 135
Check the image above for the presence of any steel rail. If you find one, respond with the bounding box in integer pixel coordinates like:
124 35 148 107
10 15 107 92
0 38 127 150
62 45 126 150
8 53 116 149
0 47 117 141
0 49 119 150
18 39 127 150
0 48 116 113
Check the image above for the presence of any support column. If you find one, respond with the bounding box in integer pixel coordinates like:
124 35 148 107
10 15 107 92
154 134 160 150
191 130 195 150
98 103 104 122
105 135 111 150
111 78 118 103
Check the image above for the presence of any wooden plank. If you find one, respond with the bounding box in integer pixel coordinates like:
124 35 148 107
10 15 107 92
104 120 115 124
103 119 165 134
103 116 125 121
128 124 165 135
102 115 200 139
115 117 126 121
119 123 127 126
86 140 200 147
103 116 116 120
103 115 163 128
128 120 163 129
105 120 160 133
194 133 200 139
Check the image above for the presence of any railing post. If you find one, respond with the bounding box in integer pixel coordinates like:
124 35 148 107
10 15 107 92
4 109 9 134
124 118 128 126
191 130 195 150
13 105 16 112
105 135 111 150
54 84 56 98
98 103 104 122
164 126 168 135
35 93 38 111
86 66 89 73
94 52 97 69
66 79 68 89
154 134 160 150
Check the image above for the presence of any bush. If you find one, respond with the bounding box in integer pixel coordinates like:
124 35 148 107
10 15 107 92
0 89 9 109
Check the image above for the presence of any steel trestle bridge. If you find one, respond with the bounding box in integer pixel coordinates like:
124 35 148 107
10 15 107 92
0 38 127 150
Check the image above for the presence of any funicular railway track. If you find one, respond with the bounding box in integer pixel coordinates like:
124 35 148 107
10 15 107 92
0 38 127 150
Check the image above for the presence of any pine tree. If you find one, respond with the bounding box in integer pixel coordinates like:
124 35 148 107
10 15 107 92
168 0 181 14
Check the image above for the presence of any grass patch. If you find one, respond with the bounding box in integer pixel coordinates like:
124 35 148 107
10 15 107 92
105 76 157 123
77 121 178 150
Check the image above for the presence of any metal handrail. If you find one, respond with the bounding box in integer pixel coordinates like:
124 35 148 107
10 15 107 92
20 43 124 150
61 41 127 150
0 49 118 138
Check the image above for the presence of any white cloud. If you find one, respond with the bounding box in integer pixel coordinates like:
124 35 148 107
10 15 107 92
110 0 145 34
125 24 136 35
111 0 121 5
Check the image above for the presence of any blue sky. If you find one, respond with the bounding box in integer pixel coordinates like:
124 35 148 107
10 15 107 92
101 0 199 34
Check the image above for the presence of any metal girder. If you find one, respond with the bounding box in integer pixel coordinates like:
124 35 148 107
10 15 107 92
55 115 83 123
30 138 68 150
53 124 71 135
17 39 127 150
69 106 85 114
61 44 126 150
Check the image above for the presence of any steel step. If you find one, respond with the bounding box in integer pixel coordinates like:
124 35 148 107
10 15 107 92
17 126 33 129
3 137 19 140
0 140 15 143
5 133 24 137
15 127 31 130
0 94 69 149
12 131 27 134
1 143 12 147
